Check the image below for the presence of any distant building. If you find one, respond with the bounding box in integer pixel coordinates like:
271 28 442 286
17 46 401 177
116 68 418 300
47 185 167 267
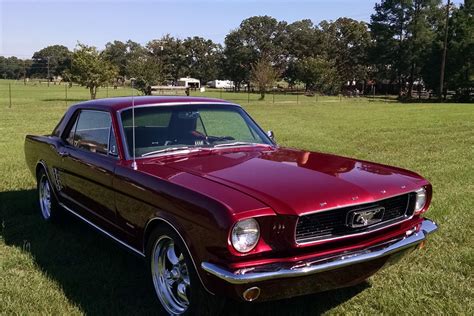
177 77 200 89
207 80 234 89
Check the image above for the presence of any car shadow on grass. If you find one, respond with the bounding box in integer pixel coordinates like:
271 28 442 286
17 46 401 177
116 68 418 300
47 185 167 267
0 189 369 315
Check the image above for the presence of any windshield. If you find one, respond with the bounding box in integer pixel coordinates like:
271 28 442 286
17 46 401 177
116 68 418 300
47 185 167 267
120 104 273 158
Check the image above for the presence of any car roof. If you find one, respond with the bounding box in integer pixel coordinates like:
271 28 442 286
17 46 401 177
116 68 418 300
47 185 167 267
70 96 234 112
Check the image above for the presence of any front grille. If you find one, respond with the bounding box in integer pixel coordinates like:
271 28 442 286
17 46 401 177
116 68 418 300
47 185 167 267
295 193 415 244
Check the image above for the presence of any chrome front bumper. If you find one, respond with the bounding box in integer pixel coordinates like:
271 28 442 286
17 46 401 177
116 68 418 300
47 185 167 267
202 219 438 285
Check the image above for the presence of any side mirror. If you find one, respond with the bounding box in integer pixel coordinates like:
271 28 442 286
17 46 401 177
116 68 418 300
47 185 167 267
267 130 275 141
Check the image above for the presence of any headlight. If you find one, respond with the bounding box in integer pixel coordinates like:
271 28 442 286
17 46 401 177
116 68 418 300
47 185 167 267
231 218 260 253
415 187 427 213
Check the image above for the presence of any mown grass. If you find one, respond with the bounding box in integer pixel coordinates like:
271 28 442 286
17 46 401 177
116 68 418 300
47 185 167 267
0 80 473 315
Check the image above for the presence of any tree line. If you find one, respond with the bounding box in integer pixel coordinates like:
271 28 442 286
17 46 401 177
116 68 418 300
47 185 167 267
1 0 472 101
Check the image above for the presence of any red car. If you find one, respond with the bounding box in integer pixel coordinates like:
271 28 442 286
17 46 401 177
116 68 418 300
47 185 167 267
25 96 437 315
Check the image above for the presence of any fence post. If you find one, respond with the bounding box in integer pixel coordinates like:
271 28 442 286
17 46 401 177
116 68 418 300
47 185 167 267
296 92 299 105
9 83 12 108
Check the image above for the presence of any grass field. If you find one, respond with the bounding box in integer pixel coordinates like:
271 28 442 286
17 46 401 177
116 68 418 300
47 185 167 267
0 80 473 315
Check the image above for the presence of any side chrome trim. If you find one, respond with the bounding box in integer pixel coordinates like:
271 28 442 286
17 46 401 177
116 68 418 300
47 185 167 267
202 219 438 285
143 217 214 295
58 202 145 257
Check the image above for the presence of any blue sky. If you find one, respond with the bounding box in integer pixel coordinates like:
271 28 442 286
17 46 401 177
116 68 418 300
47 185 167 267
0 0 463 58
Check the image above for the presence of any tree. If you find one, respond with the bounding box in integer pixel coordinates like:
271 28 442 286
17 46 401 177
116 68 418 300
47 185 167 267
223 16 287 91
103 40 144 80
222 30 253 91
422 1 473 100
370 0 442 97
293 57 339 94
320 18 372 91
285 19 321 60
406 0 443 97
250 56 280 100
30 45 72 79
182 36 223 84
283 20 322 86
0 56 30 79
148 35 187 82
70 44 118 99
127 54 164 95
444 1 473 100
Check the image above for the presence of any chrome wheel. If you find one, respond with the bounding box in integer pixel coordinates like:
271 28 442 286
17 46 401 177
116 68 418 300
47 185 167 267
151 235 191 315
39 175 52 220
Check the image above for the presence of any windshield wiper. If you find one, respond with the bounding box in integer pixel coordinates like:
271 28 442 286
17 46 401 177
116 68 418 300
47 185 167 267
213 142 258 148
141 146 191 157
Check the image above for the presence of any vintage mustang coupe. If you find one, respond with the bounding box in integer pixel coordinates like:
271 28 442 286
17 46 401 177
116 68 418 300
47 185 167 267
25 96 437 315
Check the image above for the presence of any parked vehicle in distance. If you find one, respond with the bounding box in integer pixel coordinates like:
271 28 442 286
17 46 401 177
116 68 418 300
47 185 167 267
24 96 438 315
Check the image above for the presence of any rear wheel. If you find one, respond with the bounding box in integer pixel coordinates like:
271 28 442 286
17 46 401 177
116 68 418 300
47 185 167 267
147 226 224 315
37 169 60 221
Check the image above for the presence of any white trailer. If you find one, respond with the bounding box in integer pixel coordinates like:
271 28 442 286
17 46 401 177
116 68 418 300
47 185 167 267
206 80 234 89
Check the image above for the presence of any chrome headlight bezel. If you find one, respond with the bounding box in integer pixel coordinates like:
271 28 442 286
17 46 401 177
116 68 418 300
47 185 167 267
231 218 260 253
414 187 427 213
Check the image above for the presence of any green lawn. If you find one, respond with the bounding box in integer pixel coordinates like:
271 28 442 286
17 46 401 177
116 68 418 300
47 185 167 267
0 80 473 315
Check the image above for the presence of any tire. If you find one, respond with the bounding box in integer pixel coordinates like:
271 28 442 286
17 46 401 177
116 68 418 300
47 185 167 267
147 225 225 315
37 169 61 221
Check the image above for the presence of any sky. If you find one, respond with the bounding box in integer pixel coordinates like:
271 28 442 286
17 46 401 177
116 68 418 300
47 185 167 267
0 0 463 58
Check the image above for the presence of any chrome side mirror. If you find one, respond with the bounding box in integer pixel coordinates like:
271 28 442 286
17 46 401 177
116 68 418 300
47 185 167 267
267 130 275 141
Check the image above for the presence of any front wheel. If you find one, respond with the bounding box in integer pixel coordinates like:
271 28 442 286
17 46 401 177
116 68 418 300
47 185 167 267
147 226 224 315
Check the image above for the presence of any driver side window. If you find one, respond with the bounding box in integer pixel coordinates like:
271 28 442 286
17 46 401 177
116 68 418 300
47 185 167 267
63 110 117 158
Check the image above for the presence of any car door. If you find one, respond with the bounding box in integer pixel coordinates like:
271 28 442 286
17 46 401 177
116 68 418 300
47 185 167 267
58 109 120 231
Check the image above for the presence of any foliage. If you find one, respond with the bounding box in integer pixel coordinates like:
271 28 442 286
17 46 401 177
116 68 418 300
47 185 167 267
223 16 287 90
250 57 280 99
422 1 473 101
222 31 253 90
445 1 473 101
103 40 144 81
370 0 443 97
291 57 339 94
0 57 31 80
147 35 187 82
182 36 223 84
320 18 372 87
283 19 322 86
30 45 72 79
126 54 164 95
70 44 118 99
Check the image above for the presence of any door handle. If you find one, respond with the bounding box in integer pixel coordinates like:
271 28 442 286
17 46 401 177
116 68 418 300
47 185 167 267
58 151 70 157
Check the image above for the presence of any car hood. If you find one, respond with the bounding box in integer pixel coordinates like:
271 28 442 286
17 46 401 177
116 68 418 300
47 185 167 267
150 147 427 216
